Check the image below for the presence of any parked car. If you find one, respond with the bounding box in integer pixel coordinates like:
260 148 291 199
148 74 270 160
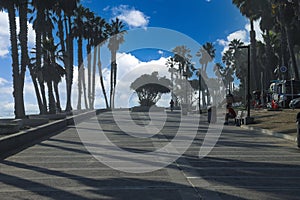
289 97 300 108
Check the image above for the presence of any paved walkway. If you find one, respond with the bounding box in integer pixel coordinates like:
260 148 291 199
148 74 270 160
1 111 300 199
0 111 201 200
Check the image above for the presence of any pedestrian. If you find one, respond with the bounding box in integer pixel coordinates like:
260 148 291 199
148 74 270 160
224 104 236 125
170 99 174 112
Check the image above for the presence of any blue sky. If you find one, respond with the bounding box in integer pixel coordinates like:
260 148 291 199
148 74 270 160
0 0 264 117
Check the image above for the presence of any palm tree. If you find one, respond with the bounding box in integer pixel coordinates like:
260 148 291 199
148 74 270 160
172 45 192 79
232 0 261 89
281 1 299 80
58 0 79 111
165 57 177 102
1 0 26 118
196 42 216 106
41 38 65 113
53 0 76 112
31 0 56 114
73 5 89 110
93 16 110 109
222 49 234 93
18 0 29 115
196 42 216 74
172 45 193 105
107 18 126 108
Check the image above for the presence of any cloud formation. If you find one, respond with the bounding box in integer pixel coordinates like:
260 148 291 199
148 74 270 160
216 19 263 56
111 5 150 29
0 52 170 117
0 11 35 58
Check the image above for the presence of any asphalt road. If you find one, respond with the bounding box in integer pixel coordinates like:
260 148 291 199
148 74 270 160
1 110 300 200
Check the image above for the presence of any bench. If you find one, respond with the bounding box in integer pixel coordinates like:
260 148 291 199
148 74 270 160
235 110 247 126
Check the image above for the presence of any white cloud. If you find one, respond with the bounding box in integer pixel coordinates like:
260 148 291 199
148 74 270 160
216 18 263 56
114 53 169 108
227 30 247 43
245 18 264 43
0 51 171 117
111 5 150 29
0 11 35 58
0 12 10 57
0 77 8 86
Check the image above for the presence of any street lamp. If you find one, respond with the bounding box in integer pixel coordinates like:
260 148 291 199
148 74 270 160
231 45 253 124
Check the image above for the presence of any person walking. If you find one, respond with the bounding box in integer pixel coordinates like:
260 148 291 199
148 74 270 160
170 99 174 112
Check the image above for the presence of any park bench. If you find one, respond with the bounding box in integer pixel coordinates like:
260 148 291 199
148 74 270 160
235 110 247 126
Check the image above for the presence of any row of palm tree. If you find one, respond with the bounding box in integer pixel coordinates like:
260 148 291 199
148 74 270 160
213 0 300 105
165 43 218 108
2 0 299 117
230 0 300 95
1 0 126 119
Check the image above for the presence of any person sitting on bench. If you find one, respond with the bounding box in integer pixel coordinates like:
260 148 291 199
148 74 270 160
224 104 236 125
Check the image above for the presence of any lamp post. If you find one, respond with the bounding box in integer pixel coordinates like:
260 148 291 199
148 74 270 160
231 45 253 124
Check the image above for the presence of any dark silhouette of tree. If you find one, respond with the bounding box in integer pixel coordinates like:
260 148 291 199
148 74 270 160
0 0 26 118
73 5 89 110
130 72 171 107
56 0 79 112
107 18 126 108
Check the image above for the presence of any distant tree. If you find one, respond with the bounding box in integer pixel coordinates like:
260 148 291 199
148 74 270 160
130 72 171 107
107 18 126 108
0 0 26 118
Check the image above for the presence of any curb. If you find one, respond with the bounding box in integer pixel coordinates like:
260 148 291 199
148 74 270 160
240 125 297 142
0 109 106 157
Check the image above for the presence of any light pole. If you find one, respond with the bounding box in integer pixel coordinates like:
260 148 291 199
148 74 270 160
231 45 253 124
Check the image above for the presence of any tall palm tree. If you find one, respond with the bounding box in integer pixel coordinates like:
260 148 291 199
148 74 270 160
172 45 193 105
165 57 177 102
196 42 216 106
41 38 65 113
222 49 234 93
18 0 29 115
73 5 89 110
58 0 79 111
107 18 126 108
93 16 109 109
196 42 216 74
232 0 261 89
1 0 26 118
31 0 56 114
84 9 95 109
172 45 192 79
281 1 299 80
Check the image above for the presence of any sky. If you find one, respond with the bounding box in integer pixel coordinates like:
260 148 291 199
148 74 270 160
0 0 264 117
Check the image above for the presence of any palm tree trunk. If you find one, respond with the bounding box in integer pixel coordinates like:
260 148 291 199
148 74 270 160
54 82 62 112
87 43 92 109
91 46 97 109
7 2 25 118
47 81 56 114
19 0 28 100
28 64 44 114
82 67 89 109
35 11 47 114
279 5 290 80
57 12 71 111
250 19 258 91
77 36 83 110
264 29 274 85
65 16 73 112
110 50 117 108
98 46 109 108
285 25 299 80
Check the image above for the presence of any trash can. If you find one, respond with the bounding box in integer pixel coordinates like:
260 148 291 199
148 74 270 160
297 112 300 148
208 106 216 123
181 104 188 115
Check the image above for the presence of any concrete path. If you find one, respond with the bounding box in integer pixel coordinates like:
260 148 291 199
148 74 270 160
1 110 300 199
